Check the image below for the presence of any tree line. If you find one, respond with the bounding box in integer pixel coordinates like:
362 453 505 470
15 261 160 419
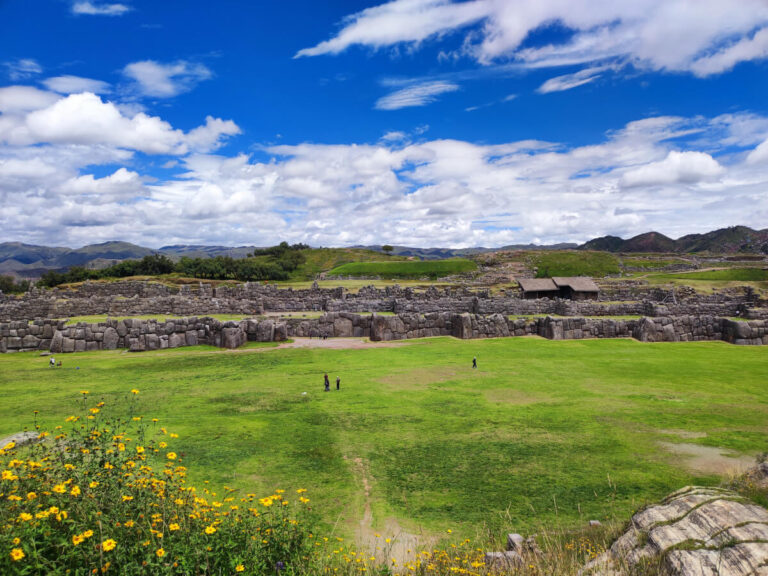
36 243 308 288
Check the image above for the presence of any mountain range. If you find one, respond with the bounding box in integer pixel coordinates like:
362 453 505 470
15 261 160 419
0 226 765 279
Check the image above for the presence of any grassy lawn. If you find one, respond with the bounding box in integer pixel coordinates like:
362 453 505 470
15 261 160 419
1 338 766 542
328 259 477 279
533 251 621 278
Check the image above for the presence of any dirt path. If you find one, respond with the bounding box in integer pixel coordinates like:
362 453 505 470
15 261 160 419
277 337 406 350
347 456 436 567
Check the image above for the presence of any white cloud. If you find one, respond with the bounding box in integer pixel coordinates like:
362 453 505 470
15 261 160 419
298 0 768 78
2 111 768 247
0 86 60 113
43 75 112 94
620 151 725 188
71 1 132 16
123 60 212 98
537 66 606 94
295 0 488 58
4 58 42 81
0 91 238 154
375 81 459 110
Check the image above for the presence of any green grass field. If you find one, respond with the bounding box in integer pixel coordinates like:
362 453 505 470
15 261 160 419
533 251 621 278
328 259 477 279
1 338 766 544
647 267 768 282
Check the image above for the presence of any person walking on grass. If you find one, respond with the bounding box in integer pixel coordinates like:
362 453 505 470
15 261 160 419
324 373 330 392
472 356 477 369
336 376 340 390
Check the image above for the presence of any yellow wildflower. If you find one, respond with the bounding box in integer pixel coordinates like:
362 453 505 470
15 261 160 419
72 534 85 546
156 548 165 557
18 512 33 522
236 565 245 572
169 523 180 531
10 548 25 561
102 539 117 551
204 525 217 535
166 452 177 460
131 389 140 395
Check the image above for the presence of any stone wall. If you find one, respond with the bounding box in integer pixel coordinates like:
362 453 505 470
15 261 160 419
3 313 765 354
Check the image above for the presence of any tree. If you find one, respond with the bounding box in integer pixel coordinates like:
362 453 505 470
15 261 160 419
381 245 394 256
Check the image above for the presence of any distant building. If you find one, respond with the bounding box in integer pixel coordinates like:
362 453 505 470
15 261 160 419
518 277 600 300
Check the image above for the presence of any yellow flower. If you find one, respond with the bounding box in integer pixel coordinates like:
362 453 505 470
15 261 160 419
18 512 33 522
166 452 177 460
53 483 67 494
122 495 133 502
71 486 81 497
132 416 142 421
2 470 18 481
83 530 94 538
131 389 140 395
80 390 89 395
72 534 85 546
159 442 167 449
90 481 99 488
89 408 100 414
10 548 25 561
136 446 145 454
12 538 20 545
204 525 217 535
124 520 135 528
3 441 16 450
259 497 273 507
156 548 165 557
235 565 245 572
296 488 307 494
102 539 117 551
169 523 180 531
170 433 179 439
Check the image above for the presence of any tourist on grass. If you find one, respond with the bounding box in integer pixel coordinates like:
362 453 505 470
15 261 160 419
324 373 330 392
50 356 55 367
472 357 477 369
336 376 340 390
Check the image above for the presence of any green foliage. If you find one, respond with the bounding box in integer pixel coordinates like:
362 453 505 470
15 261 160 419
0 276 30 294
328 258 477 279
534 251 620 278
381 245 394 255
649 268 768 282
0 397 317 575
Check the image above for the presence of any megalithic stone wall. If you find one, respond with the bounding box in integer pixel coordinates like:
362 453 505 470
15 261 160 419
1 313 766 353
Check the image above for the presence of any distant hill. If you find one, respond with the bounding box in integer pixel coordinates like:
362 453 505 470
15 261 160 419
580 226 768 254
355 242 577 260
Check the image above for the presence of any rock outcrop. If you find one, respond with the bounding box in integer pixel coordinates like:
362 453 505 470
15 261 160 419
584 486 768 575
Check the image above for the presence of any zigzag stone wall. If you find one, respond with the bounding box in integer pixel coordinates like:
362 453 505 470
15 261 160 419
2 313 766 353
1 280 763 321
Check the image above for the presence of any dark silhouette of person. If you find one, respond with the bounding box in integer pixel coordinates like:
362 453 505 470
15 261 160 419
336 376 340 390
472 357 477 369
324 373 330 392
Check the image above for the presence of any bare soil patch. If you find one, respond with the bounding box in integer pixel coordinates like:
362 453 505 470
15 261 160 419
658 441 755 476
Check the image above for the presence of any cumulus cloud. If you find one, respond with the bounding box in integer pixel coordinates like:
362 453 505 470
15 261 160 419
2 108 768 247
42 75 112 94
620 151 725 187
71 1 132 16
298 0 768 77
123 60 212 98
0 90 238 154
375 81 459 110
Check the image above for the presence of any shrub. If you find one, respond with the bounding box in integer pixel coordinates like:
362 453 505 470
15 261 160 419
0 393 316 575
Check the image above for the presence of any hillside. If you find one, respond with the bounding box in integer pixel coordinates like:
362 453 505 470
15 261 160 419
581 226 768 254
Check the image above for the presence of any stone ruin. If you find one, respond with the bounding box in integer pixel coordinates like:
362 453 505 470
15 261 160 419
0 279 766 353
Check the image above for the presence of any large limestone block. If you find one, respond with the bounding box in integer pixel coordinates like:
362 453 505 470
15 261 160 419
168 332 185 349
50 331 63 353
584 485 768 576
102 327 119 350
256 320 275 342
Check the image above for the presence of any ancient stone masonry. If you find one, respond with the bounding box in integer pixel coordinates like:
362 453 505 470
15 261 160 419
2 280 765 322
2 313 766 353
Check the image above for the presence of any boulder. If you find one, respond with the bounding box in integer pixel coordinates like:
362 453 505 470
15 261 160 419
256 320 275 342
583 486 768 575
168 332 185 349
274 323 287 341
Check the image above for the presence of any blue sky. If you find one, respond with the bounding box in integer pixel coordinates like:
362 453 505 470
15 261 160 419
1 0 768 248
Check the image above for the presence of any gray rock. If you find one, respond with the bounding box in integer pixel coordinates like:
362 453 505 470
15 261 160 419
506 533 524 553
0 431 40 449
50 330 63 353
102 327 119 350
484 551 522 569
62 337 75 353
168 332 185 349
583 486 768 575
